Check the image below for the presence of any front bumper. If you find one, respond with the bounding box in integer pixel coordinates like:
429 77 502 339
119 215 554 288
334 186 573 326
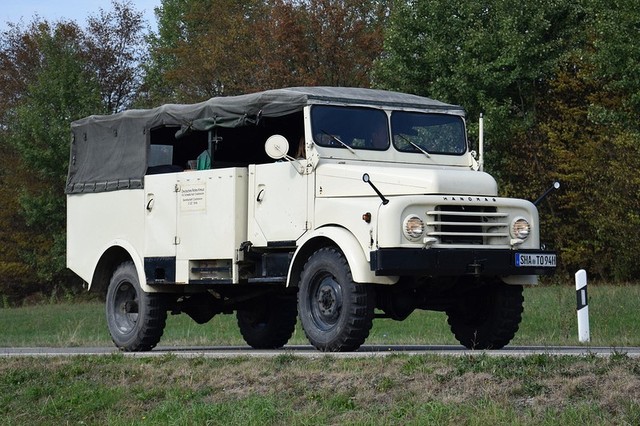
370 248 557 277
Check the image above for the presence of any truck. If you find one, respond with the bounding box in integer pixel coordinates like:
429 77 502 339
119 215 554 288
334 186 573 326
66 87 556 352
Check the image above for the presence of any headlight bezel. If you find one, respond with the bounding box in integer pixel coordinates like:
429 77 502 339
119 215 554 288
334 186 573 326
403 215 425 241
511 217 531 240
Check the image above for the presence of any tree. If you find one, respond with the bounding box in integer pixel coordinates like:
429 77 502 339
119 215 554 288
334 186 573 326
144 0 389 104
144 0 264 102
374 0 640 281
257 0 388 89
0 148 37 305
0 22 60 302
8 21 102 285
374 0 584 185
534 1 640 280
589 0 640 132
84 0 148 113
0 2 150 302
142 0 200 103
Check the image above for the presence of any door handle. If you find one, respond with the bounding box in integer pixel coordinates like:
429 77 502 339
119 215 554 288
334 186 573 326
146 196 155 211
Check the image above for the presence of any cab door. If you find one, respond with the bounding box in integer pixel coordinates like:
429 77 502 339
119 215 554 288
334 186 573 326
143 173 179 283
248 162 309 246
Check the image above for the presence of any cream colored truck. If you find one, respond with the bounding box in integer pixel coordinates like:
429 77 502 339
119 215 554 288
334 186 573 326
66 87 556 352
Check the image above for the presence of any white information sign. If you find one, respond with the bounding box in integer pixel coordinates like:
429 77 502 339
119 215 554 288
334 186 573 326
180 183 206 212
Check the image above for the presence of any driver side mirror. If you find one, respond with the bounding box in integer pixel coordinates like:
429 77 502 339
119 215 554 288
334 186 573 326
264 135 290 160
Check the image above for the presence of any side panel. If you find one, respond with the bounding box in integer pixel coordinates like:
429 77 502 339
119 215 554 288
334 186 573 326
176 168 248 282
248 162 308 246
314 196 381 257
67 190 145 284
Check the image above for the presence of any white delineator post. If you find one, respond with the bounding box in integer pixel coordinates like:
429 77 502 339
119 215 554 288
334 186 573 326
478 113 484 172
575 269 590 343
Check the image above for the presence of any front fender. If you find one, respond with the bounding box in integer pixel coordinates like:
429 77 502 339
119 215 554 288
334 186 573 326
289 226 398 286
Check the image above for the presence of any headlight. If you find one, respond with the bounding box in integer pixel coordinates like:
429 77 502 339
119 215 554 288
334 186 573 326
403 215 425 240
511 218 531 240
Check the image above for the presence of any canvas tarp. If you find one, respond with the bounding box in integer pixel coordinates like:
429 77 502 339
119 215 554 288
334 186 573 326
66 87 464 194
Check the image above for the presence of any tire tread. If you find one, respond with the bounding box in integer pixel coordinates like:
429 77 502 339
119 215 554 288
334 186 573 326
298 247 374 352
447 283 523 350
107 261 167 352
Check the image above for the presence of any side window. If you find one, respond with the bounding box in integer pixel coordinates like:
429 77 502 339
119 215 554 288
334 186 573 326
146 111 305 174
147 126 207 174
148 145 173 167
211 112 304 166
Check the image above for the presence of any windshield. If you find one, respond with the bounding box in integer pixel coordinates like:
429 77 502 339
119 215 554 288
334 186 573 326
391 112 466 155
311 105 389 151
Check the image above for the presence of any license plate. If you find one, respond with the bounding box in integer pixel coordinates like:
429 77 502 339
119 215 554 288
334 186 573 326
515 253 556 267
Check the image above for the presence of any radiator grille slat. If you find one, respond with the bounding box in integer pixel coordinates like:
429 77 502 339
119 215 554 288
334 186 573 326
426 205 509 246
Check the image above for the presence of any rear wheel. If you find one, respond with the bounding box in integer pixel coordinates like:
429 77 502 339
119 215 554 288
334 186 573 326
237 294 298 349
446 281 524 350
298 247 375 352
106 261 167 351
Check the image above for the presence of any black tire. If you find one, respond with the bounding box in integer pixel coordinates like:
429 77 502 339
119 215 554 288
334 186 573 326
106 261 167 351
446 281 524 350
298 247 375 352
237 294 298 349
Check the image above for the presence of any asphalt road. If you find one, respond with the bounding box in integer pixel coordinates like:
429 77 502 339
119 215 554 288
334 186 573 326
2 345 639 358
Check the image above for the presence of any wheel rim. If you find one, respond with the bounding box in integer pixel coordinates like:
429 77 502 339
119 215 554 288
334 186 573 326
309 272 343 331
112 281 139 334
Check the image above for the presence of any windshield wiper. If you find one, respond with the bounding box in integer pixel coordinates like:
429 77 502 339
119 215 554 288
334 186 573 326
321 130 357 155
397 134 431 158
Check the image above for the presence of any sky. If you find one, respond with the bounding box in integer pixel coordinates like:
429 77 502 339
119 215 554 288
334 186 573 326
1 0 161 32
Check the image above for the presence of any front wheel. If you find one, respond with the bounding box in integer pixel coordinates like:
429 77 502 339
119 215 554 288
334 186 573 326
446 281 524 350
106 261 167 351
298 247 375 352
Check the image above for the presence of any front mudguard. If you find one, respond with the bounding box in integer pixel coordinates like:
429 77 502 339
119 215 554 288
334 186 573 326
288 226 397 287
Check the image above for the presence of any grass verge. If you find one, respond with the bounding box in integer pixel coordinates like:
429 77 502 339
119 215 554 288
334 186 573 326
1 354 639 424
1 284 639 348
2 284 640 424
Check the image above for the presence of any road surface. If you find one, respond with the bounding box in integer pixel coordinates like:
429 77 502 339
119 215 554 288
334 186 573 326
1 345 639 358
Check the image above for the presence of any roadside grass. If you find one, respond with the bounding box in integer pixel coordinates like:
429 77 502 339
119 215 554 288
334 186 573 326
1 284 639 348
1 353 639 424
2 284 640 424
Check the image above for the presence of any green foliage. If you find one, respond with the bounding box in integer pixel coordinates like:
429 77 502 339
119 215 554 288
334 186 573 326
539 63 640 278
589 0 640 129
376 0 640 280
375 0 585 176
0 3 147 300
0 148 34 301
6 23 102 284
11 25 101 183
1 0 640 299
143 0 388 104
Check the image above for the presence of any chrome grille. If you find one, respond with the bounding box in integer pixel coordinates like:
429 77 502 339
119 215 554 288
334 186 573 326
426 205 509 246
